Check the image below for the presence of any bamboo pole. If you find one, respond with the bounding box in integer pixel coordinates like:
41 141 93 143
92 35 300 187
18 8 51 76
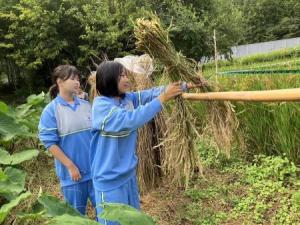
182 88 300 102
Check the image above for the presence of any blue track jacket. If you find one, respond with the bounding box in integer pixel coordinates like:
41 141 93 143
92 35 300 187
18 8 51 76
38 95 93 187
90 86 165 191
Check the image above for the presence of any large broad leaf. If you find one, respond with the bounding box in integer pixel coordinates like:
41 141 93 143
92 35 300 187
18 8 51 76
26 92 45 106
0 167 26 197
17 211 46 221
38 193 82 217
18 116 39 131
0 101 8 114
0 112 27 141
11 149 39 165
0 191 31 224
0 168 7 182
0 148 39 165
17 197 46 220
16 104 32 119
99 203 155 225
48 214 100 225
0 148 11 165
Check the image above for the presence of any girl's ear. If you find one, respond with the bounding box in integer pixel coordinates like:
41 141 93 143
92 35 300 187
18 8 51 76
56 78 62 86
56 78 63 85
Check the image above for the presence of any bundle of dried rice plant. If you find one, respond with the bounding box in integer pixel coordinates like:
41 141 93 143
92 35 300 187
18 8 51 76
116 55 167 193
87 71 97 102
134 16 238 187
135 75 167 193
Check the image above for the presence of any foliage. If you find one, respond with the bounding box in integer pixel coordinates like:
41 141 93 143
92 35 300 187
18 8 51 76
230 155 300 224
204 46 300 69
37 193 82 217
240 0 300 44
0 0 246 91
202 51 300 165
0 93 45 223
0 155 33 223
47 214 99 225
0 192 31 223
184 146 300 224
19 193 155 225
0 92 47 141
100 202 155 225
0 148 39 165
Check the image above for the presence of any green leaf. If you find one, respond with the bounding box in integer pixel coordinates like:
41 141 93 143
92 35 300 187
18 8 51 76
0 148 39 165
48 214 100 225
0 102 8 114
17 198 45 220
100 203 155 225
38 193 82 217
0 168 7 182
16 104 32 119
26 92 45 106
0 167 26 197
0 112 27 141
11 149 39 165
0 191 31 224
0 148 12 165
17 211 45 221
291 191 300 206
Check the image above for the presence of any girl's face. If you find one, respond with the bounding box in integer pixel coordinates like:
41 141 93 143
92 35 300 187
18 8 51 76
57 74 80 95
118 69 130 94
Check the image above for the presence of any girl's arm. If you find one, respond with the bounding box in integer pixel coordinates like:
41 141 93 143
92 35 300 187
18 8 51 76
95 82 182 134
38 104 81 181
131 82 194 107
48 145 81 181
131 86 165 107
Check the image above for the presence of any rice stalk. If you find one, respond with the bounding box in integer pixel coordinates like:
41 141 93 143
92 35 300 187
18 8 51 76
87 71 98 102
131 73 167 193
134 15 238 187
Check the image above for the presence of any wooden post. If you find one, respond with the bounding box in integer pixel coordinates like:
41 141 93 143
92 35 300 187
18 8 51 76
213 29 218 83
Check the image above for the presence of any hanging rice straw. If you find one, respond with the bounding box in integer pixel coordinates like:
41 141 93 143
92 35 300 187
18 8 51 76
87 71 97 102
134 15 238 186
114 54 167 193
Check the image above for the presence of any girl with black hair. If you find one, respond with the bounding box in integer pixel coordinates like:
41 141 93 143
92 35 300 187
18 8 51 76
90 61 190 224
38 65 96 215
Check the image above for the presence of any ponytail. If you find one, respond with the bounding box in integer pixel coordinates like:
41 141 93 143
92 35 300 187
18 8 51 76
49 84 59 99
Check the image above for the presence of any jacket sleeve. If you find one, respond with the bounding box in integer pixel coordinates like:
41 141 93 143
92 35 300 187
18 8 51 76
131 86 165 107
93 98 162 134
38 104 60 149
130 83 188 107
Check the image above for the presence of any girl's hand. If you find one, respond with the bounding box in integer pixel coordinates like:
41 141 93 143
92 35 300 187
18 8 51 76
67 164 82 182
158 82 183 103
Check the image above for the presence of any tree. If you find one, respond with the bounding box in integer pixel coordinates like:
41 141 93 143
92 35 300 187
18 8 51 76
239 0 300 44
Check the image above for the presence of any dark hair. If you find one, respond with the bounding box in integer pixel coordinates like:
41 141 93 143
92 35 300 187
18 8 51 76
49 65 80 99
96 61 124 98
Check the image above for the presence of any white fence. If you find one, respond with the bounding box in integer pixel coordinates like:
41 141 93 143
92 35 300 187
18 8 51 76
231 37 300 58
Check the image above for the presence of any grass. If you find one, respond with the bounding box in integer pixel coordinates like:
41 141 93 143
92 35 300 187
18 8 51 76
140 140 300 225
204 46 300 69
182 143 300 225
200 52 300 166
6 139 299 225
